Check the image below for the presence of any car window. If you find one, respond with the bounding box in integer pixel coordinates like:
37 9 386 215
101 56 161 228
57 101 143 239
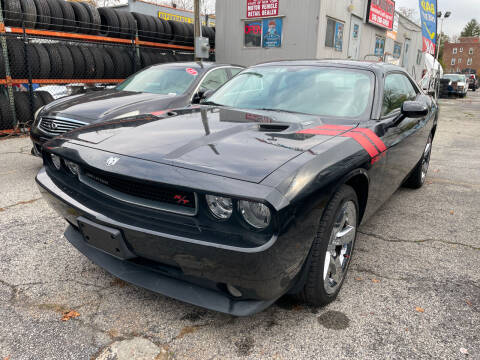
382 73 417 116
116 67 198 95
200 69 229 91
230 68 243 77
207 66 373 118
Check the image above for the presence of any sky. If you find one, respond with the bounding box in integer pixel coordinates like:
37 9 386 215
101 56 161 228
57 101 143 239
394 0 480 37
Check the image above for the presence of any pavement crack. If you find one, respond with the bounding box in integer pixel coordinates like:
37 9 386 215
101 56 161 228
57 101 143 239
0 198 42 212
359 230 480 251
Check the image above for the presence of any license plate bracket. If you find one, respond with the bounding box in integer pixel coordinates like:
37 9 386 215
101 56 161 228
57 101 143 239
77 217 136 260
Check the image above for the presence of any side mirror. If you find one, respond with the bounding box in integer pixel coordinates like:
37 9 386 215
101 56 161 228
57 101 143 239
401 101 428 118
199 89 215 103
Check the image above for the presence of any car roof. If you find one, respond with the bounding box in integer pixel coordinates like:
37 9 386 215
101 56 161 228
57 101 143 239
151 62 243 70
253 59 406 74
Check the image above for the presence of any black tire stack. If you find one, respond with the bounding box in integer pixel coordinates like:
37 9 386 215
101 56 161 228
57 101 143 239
0 90 52 130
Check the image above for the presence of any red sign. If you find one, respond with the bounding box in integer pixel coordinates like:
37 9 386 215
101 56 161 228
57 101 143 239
247 0 279 18
186 68 198 76
367 0 395 30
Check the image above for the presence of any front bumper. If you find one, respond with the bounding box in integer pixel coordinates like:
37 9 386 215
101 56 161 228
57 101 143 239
30 126 51 156
36 167 317 315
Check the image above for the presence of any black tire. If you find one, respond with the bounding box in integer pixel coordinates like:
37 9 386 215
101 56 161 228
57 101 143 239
98 7 119 37
132 12 149 41
90 47 105 79
118 10 135 39
152 17 164 43
78 46 95 78
70 1 90 34
13 91 33 125
36 90 54 104
163 52 175 63
100 48 114 78
119 49 133 77
45 0 63 31
296 185 359 306
1 0 22 26
19 0 37 28
169 20 186 45
185 22 194 46
0 50 5 78
0 95 15 130
56 44 74 79
81 2 100 35
161 18 172 43
44 43 62 78
32 43 51 79
143 15 157 42
403 134 433 189
6 38 26 79
25 44 40 78
140 49 151 68
105 47 125 78
57 0 75 33
68 45 86 79
32 0 50 29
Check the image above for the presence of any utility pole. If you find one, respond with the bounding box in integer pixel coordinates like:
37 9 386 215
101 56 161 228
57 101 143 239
194 0 201 61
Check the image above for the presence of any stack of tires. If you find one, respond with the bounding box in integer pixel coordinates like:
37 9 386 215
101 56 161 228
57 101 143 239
1 0 216 47
0 90 53 130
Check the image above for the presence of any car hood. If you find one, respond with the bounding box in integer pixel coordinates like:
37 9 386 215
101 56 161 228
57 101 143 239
43 89 186 122
63 107 357 183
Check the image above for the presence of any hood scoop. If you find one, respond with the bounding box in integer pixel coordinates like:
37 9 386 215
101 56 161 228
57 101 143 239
258 123 290 132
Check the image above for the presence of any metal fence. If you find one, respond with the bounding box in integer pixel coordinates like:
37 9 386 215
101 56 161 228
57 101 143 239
0 0 215 135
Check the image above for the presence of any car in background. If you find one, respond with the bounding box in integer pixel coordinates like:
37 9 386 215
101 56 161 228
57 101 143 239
439 74 468 98
37 60 438 315
30 62 243 155
467 74 478 91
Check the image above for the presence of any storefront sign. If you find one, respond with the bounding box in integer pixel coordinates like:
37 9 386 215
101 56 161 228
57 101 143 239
244 20 262 47
334 22 344 51
419 0 437 55
262 18 282 48
367 0 395 30
247 0 279 18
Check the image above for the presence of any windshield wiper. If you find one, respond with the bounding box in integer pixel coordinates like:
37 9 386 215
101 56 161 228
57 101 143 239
201 101 223 106
255 108 308 115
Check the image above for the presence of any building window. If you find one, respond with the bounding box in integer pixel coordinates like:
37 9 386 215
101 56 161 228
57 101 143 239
374 36 385 56
467 58 473 65
416 50 422 65
451 58 455 65
393 42 402 58
460 47 463 53
453 48 457 54
469 48 474 54
325 18 344 51
244 21 262 47
458 58 462 64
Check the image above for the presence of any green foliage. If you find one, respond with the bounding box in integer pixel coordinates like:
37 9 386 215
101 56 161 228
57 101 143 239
460 19 480 37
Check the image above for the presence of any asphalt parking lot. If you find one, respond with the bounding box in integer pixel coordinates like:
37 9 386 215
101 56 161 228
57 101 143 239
1 91 479 360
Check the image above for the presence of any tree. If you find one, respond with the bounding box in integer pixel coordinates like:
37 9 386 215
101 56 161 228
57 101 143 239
397 7 420 24
460 19 480 37
437 32 449 61
158 0 216 14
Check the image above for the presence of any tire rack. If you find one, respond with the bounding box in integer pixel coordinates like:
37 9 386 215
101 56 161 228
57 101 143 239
0 9 212 135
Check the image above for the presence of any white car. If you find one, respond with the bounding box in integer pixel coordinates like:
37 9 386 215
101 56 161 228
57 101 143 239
442 74 468 98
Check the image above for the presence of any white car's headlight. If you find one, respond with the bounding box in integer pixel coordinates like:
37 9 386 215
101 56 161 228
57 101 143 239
113 110 140 120
238 200 271 229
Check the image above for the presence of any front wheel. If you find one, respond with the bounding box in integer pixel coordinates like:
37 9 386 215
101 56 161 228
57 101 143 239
296 185 358 306
403 134 433 189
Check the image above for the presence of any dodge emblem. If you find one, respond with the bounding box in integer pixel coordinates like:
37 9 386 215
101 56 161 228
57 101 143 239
105 157 120 167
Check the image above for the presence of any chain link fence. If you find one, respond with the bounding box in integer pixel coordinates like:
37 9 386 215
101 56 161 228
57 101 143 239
0 0 215 135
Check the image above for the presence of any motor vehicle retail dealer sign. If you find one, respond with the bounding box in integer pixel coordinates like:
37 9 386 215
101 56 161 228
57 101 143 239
247 0 279 18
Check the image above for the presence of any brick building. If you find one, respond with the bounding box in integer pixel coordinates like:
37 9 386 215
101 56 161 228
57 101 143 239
443 36 480 74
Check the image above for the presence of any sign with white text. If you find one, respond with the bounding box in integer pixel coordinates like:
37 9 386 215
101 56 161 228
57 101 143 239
367 0 395 30
247 0 279 18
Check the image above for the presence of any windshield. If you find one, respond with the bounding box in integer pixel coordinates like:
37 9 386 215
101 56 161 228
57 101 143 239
206 66 373 118
116 67 198 95
443 74 465 82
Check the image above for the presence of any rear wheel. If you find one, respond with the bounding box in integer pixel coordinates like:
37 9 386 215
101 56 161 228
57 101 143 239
403 134 433 189
296 185 358 306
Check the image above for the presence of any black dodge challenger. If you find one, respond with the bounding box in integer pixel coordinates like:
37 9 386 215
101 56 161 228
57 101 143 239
36 60 438 316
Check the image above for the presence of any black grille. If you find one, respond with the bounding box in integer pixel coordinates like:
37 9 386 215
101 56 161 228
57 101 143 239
84 169 196 209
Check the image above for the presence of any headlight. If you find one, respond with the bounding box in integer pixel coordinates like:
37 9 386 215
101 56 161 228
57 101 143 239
34 105 44 123
113 110 140 120
50 154 62 170
238 200 271 229
206 195 233 219
64 160 80 176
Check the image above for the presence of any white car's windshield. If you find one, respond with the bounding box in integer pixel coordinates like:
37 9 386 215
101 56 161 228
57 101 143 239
443 74 465 82
116 67 198 95
206 66 373 118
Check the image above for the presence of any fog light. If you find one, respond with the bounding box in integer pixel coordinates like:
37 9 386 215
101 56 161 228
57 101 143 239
50 154 62 170
206 195 233 220
64 160 80 176
238 200 271 229
226 284 242 298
